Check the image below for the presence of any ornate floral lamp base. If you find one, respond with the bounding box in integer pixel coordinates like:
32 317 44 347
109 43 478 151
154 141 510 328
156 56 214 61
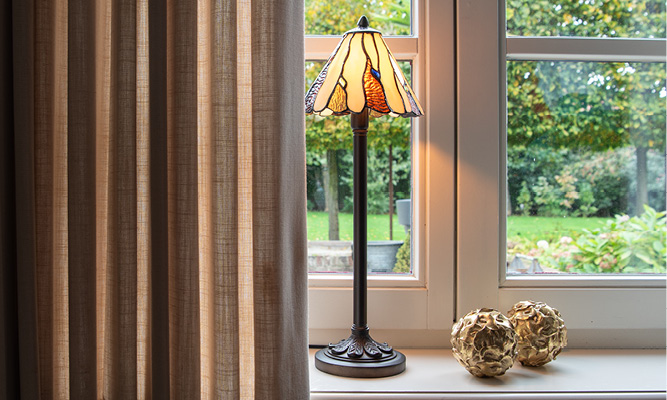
314 325 406 378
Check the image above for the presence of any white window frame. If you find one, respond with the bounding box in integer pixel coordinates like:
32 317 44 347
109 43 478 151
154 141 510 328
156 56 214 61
306 0 458 347
457 0 667 348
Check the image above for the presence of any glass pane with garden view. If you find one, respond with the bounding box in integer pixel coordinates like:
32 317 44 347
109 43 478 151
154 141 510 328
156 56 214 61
506 0 666 275
507 0 665 38
305 0 411 36
305 5 413 275
306 60 413 275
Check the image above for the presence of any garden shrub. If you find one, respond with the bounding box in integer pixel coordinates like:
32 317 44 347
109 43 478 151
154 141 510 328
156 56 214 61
517 182 533 216
306 151 326 211
555 166 579 209
537 206 666 274
574 181 598 217
507 146 573 215
532 176 566 217
393 232 411 273
508 146 635 217
573 148 630 217
339 147 411 214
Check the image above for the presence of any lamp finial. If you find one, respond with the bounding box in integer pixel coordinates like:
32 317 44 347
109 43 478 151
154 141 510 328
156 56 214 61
357 15 369 29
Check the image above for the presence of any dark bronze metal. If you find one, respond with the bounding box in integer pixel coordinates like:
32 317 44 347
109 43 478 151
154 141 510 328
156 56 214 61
315 326 406 378
351 109 368 328
315 108 406 378
345 15 381 34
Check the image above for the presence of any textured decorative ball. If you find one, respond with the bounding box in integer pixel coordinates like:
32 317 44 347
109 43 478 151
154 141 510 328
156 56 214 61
507 301 567 367
451 308 518 378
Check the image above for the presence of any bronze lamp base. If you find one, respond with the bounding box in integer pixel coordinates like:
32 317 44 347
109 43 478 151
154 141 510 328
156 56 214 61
314 325 406 378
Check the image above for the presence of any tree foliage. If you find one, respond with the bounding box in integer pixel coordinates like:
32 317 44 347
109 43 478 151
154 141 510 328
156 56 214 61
507 0 665 38
506 0 666 151
508 61 665 151
506 0 666 214
305 0 411 36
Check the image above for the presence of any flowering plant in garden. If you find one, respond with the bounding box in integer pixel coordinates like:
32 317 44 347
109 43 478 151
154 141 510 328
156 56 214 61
566 206 666 274
508 206 666 274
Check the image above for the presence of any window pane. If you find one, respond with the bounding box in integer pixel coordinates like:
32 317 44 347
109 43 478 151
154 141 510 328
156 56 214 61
507 0 666 38
506 60 666 275
305 0 411 36
306 60 413 274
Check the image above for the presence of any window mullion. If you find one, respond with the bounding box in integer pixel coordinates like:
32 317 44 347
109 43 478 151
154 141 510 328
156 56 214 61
306 37 419 60
507 36 667 62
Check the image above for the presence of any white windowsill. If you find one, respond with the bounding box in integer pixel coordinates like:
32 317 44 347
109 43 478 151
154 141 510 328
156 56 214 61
309 348 666 399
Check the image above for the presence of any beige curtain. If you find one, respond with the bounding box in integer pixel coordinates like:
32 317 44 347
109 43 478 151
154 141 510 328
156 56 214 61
0 0 308 398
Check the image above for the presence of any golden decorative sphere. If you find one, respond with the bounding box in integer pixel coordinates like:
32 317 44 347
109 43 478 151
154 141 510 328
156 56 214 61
507 300 567 367
451 308 518 377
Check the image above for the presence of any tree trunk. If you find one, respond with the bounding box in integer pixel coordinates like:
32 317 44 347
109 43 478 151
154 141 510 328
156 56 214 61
388 145 394 240
635 146 648 215
324 149 340 240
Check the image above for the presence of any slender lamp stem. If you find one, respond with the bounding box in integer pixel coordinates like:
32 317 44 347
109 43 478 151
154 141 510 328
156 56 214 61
351 108 369 329
314 106 406 378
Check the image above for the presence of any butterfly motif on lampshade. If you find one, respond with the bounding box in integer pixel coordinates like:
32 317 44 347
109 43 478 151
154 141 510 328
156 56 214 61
305 16 423 118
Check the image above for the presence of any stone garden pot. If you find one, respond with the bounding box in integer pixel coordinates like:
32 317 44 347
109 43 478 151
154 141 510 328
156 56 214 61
308 240 405 274
366 240 403 273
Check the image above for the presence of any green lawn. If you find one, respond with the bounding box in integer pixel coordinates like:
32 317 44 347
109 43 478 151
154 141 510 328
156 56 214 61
507 215 609 241
307 211 611 242
307 211 407 241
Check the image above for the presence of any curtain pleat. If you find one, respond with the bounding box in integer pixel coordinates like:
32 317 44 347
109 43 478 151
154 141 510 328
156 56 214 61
34 0 70 398
2 0 308 398
1 1 19 398
250 0 308 398
12 0 42 398
104 0 139 398
211 0 242 397
197 0 214 397
34 0 56 397
67 0 98 398
167 0 202 397
235 0 256 398
136 0 152 398
147 0 171 398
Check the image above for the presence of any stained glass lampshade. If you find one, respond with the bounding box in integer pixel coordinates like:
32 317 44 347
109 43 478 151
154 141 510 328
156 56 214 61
305 16 423 118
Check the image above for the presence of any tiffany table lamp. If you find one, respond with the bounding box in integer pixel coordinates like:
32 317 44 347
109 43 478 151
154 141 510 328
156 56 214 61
305 15 423 378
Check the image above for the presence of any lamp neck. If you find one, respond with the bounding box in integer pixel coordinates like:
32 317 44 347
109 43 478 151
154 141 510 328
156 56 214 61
351 109 368 328
350 108 369 132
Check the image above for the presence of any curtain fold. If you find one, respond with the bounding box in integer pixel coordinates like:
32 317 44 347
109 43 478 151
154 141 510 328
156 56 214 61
1 1 19 397
1 0 308 398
